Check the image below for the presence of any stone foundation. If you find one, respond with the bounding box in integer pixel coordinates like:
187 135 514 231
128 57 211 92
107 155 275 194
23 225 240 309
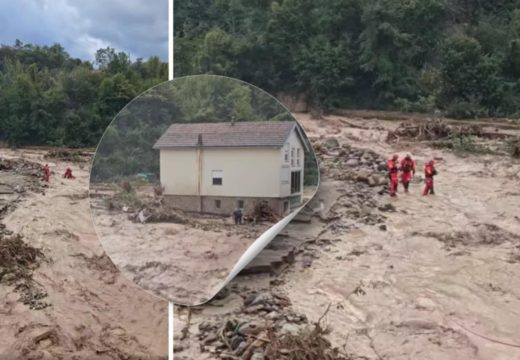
164 195 300 217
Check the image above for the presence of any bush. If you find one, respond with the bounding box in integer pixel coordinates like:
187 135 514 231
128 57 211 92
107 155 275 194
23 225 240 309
445 101 483 119
395 95 436 113
440 135 489 155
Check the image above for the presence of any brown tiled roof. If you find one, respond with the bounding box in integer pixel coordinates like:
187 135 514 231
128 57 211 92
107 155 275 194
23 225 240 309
153 121 302 149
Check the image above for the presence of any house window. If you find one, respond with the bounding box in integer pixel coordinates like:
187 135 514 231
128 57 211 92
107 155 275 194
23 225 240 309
237 200 244 208
212 170 223 185
215 199 221 208
290 171 301 194
284 143 289 163
296 148 301 166
291 147 295 166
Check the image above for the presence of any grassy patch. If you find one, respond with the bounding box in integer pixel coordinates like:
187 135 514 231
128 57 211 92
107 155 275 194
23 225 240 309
434 135 492 156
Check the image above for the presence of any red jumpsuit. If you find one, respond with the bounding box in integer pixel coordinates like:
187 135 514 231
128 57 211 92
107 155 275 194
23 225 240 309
387 159 399 196
43 164 50 182
63 168 75 179
400 158 416 192
423 163 437 195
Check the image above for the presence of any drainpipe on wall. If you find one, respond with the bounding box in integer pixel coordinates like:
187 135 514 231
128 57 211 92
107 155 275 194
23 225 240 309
197 133 203 213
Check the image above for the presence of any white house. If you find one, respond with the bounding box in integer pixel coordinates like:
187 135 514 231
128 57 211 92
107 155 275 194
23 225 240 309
153 120 309 216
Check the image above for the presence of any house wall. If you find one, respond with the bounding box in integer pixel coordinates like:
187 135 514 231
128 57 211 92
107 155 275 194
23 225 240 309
200 147 281 197
159 149 199 195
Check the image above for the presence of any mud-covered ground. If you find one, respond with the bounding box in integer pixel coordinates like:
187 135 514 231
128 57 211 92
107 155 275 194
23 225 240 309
89 176 316 306
0 149 167 359
1 113 520 360
91 196 267 305
172 113 520 360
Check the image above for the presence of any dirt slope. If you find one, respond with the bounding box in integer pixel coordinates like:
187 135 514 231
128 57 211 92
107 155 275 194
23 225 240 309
0 149 167 359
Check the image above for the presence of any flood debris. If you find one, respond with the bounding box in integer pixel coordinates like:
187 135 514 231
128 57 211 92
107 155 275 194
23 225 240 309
264 316 352 360
0 157 46 199
44 149 90 162
252 201 279 223
386 120 482 142
130 202 189 224
0 231 49 310
315 140 388 190
0 157 44 174
417 223 520 250
189 294 352 360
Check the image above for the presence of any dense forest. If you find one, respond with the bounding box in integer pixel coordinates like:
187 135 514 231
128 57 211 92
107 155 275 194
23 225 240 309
174 0 520 118
0 40 168 147
91 75 318 184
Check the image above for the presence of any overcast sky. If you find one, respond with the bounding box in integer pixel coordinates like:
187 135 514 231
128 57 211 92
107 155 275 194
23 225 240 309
0 0 168 61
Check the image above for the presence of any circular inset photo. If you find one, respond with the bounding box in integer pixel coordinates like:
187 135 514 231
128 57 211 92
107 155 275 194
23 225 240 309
89 75 319 305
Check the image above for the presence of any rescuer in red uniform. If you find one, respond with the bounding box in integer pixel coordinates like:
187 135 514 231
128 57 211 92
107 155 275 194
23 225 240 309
400 154 416 193
423 160 437 196
387 154 399 197
63 167 75 179
43 163 50 182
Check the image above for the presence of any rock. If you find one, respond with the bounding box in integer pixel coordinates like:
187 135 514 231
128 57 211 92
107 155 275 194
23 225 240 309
376 175 388 186
266 311 282 321
355 170 371 183
323 137 339 149
238 320 264 336
234 341 248 356
345 159 359 167
280 323 301 336
367 174 386 186
251 353 265 360
173 343 185 352
199 321 216 332
379 224 387 231
203 333 218 344
378 203 396 212
231 335 245 350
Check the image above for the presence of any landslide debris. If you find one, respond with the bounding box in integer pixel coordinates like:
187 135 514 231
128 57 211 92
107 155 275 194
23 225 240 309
417 223 520 250
313 137 388 189
0 157 45 195
252 201 280 223
386 120 482 142
0 156 49 309
0 230 48 310
44 148 91 162
178 287 352 360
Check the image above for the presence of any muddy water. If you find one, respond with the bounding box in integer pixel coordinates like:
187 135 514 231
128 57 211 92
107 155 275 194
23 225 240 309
281 115 520 360
0 149 167 359
91 207 263 305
